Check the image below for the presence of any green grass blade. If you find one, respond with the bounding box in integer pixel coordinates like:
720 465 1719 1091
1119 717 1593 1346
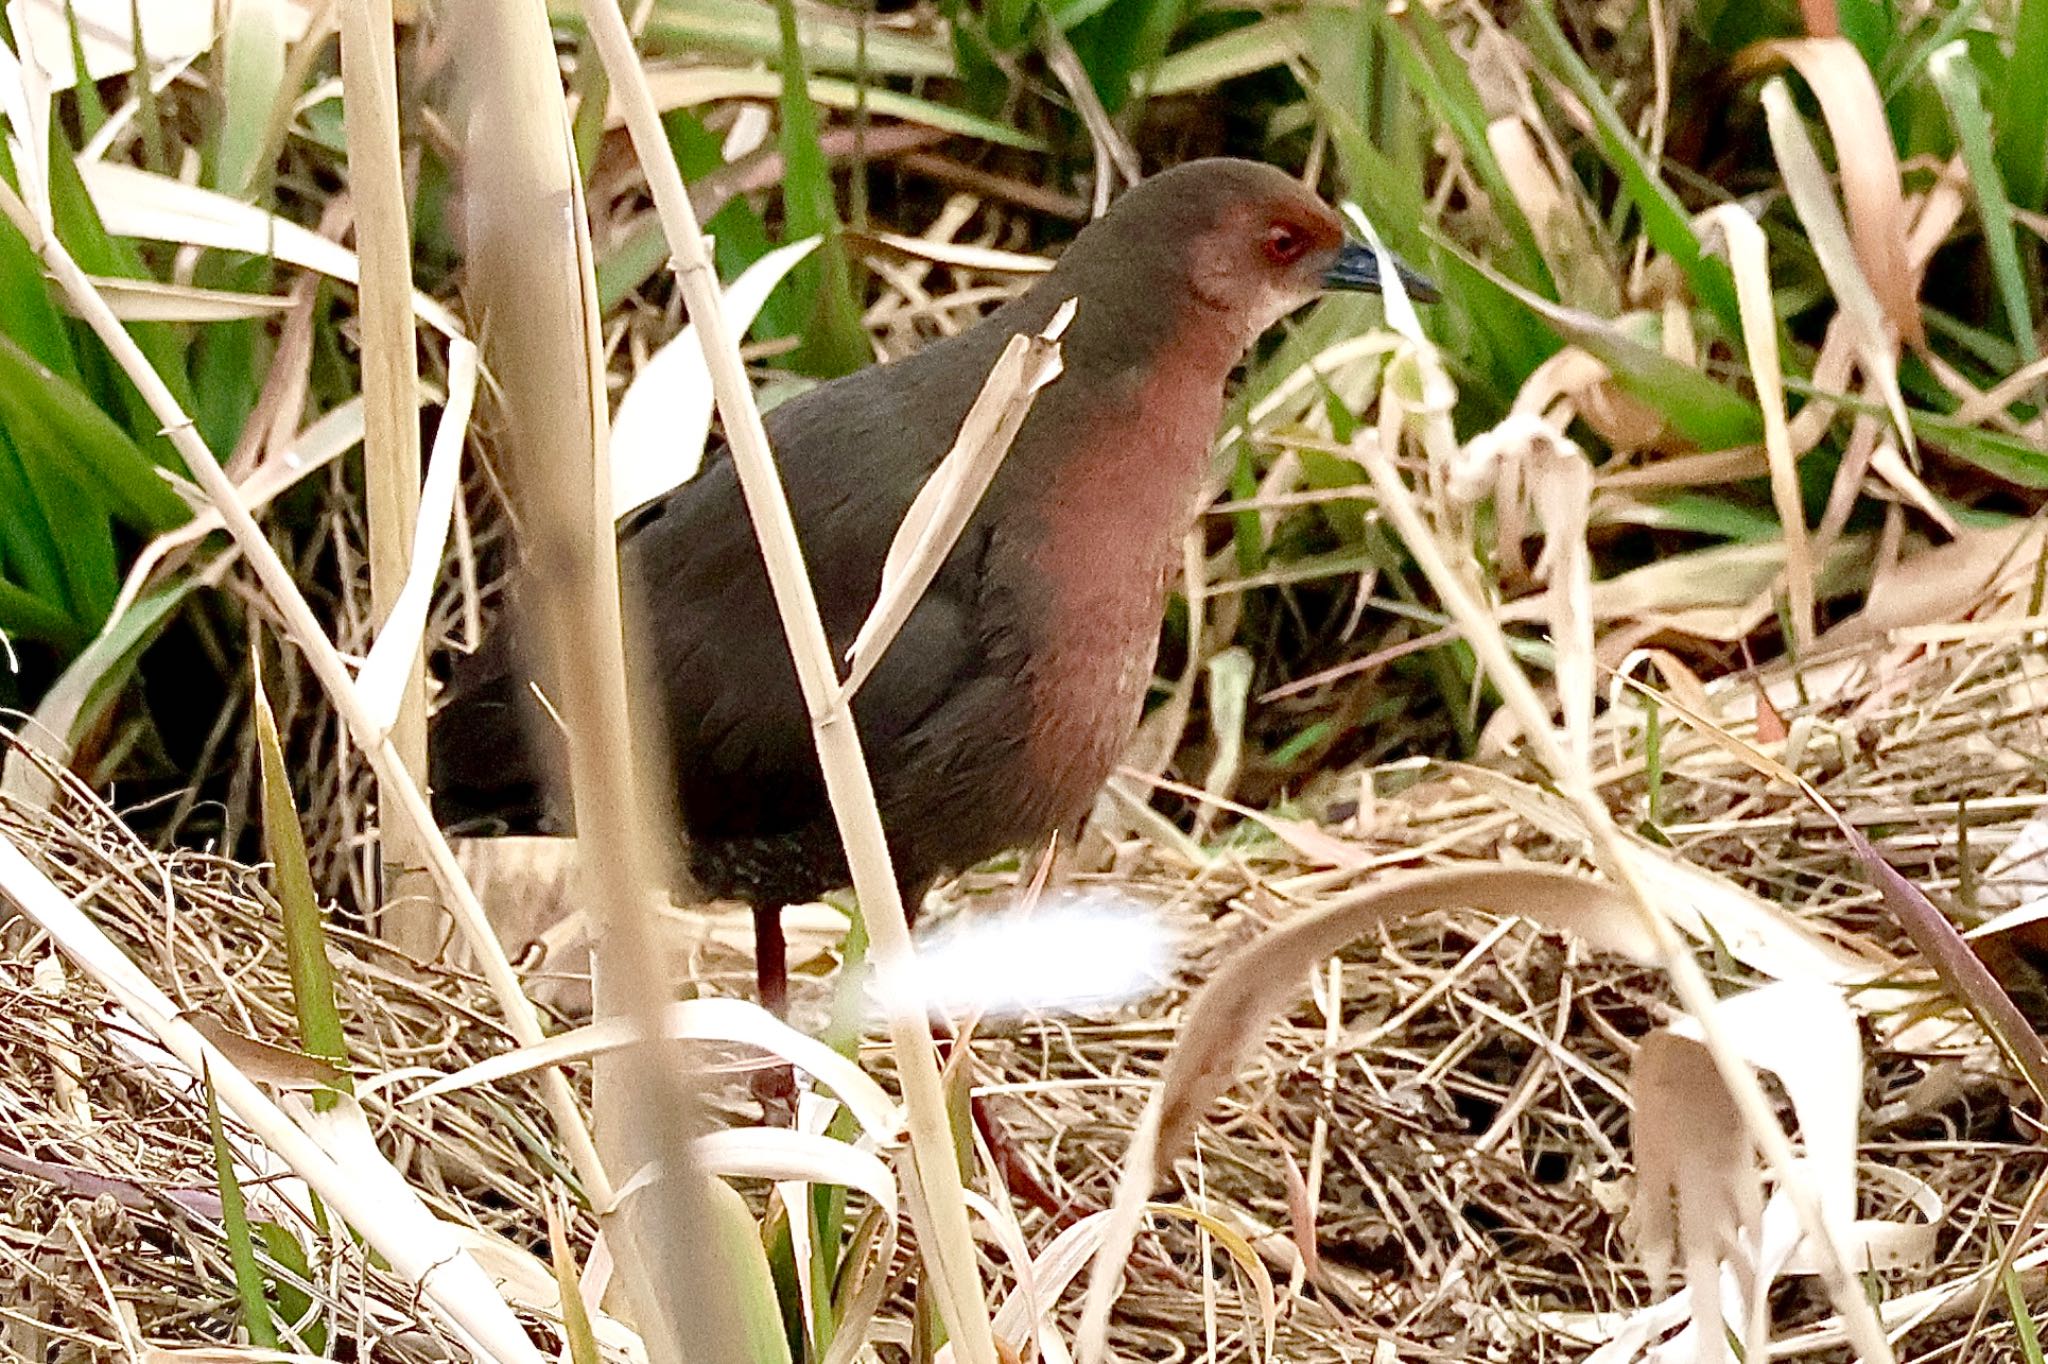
1619 492 1785 541
252 654 350 1103
0 575 84 647
1442 240 1763 448
0 330 191 531
1149 14 1304 95
44 138 203 435
773 0 869 377
1999 0 2048 210
625 0 954 78
570 23 611 184
59 0 108 141
204 1069 281 1349
1380 4 1554 294
708 1179 798 1364
1910 409 2048 485
0 141 80 377
984 0 1035 50
18 582 192 796
1930 41 2037 360
1298 67 1430 259
2007 1250 2048 1364
253 1223 325 1352
1643 691 1663 826
130 0 166 171
546 1193 602 1364
638 68 1046 148
1070 0 1183 112
0 425 74 612
1520 0 1742 334
11 440 117 624
211 0 289 199
1831 0 1895 76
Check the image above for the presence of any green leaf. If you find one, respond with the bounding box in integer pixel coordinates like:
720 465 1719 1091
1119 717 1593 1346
190 256 270 459
1910 409 2048 486
621 0 954 78
131 0 167 171
0 425 74 614
1610 492 1784 541
1930 41 2036 361
1520 0 1742 335
254 1223 326 1353
774 0 870 377
0 331 191 532
634 68 1047 148
60 0 109 142
569 21 611 184
205 1071 281 1350
1300 68 1430 260
0 575 85 648
1832 0 1896 75
707 1179 797 1364
1070 0 1184 112
211 0 289 199
44 133 203 445
1445 241 1764 449
1379 3 1554 294
13 583 194 799
0 140 82 377
1149 14 1304 95
2006 1251 2047 1364
13 439 118 625
253 653 350 1104
2000 0 2048 210
984 0 1036 50
546 1197 602 1364
1297 445 1371 542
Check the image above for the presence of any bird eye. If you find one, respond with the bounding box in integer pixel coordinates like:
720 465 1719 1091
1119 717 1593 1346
1263 222 1308 265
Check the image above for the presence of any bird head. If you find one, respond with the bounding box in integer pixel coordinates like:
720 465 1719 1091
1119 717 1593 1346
1066 159 1438 354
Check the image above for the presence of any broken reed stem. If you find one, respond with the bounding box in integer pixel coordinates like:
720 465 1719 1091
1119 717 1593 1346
1355 341 1897 1364
0 175 616 1222
576 6 1002 1363
336 0 438 959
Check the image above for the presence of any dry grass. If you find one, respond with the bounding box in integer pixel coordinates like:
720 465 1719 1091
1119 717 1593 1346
9 569 2048 1359
9 6 2048 1360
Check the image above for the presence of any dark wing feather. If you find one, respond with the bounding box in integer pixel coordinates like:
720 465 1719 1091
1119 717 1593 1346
432 309 1025 878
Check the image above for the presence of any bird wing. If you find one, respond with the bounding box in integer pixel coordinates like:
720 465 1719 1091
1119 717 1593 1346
436 325 1020 855
618 426 996 851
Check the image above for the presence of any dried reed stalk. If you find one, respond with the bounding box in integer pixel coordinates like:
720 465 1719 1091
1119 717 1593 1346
337 0 439 957
578 4 1002 1361
446 6 755 1362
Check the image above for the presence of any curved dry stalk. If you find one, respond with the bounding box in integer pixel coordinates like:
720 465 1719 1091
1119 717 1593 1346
1076 866 1655 1363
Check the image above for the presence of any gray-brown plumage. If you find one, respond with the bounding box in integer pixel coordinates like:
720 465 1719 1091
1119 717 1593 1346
432 158 1432 1010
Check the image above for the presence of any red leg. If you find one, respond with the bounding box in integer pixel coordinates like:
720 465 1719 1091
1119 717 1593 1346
751 902 796 1121
753 901 789 1015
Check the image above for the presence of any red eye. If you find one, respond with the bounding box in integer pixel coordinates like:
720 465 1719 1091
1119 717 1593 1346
1264 222 1309 265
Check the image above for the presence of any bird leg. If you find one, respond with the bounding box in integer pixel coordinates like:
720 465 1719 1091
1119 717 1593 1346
750 902 798 1123
752 901 790 1015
